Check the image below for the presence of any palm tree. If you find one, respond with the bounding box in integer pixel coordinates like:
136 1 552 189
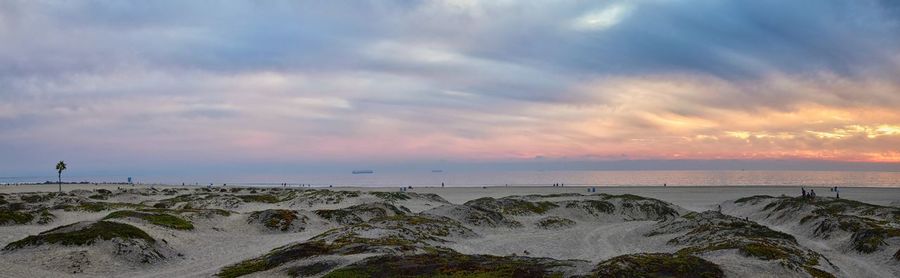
56 161 67 192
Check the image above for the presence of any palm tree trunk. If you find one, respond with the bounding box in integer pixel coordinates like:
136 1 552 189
58 172 61 193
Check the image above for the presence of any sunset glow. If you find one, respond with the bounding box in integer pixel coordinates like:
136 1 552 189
2 0 900 175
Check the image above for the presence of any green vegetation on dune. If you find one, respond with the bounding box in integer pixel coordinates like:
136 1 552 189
0 208 54 225
4 221 154 250
537 216 576 229
315 208 362 224
324 252 573 278
599 194 653 202
812 212 900 253
219 213 474 277
362 214 475 240
592 253 724 278
218 239 461 277
157 194 196 207
248 209 306 232
525 193 583 199
649 211 832 277
61 201 145 212
676 240 763 256
104 210 194 230
747 195 900 254
734 195 773 204
803 266 837 278
739 242 790 260
298 189 361 205
217 240 332 278
369 191 412 202
36 209 54 224
0 209 34 225
7 202 25 211
315 203 407 225
676 240 793 261
565 200 615 215
286 261 340 277
465 197 559 215
21 193 57 203
138 207 232 217
154 193 263 209
592 194 681 220
426 204 523 228
761 196 900 219
620 202 680 221
512 201 558 215
850 226 900 253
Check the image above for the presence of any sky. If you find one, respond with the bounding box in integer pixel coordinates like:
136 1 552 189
2 0 900 178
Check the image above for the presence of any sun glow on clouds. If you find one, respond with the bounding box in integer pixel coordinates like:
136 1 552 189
561 72 900 162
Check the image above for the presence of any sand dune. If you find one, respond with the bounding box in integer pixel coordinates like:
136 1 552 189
1 184 898 277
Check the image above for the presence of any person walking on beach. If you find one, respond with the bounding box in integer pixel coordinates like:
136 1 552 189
809 189 816 199
801 187 806 198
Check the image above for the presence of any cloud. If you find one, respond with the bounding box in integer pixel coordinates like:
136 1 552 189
2 0 900 175
570 3 633 31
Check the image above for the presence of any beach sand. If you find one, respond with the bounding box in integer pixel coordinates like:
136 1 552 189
1 184 898 277
5 183 897 209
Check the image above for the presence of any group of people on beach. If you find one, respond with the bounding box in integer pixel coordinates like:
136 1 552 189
552 183 564 187
278 183 314 188
801 186 840 199
801 187 816 199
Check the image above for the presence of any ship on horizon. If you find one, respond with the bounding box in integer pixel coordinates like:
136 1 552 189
352 170 374 174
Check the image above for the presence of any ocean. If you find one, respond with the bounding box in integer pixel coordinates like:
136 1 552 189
3 170 900 187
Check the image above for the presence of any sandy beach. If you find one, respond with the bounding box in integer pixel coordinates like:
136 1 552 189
5 183 899 210
1 184 898 277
